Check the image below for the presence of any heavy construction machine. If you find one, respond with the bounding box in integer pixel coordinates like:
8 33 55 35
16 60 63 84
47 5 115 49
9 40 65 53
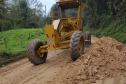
27 0 91 65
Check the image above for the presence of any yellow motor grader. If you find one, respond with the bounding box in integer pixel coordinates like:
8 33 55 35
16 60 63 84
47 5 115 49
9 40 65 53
27 0 91 65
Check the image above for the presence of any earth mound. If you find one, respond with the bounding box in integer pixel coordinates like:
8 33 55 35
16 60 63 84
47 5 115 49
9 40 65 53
50 37 126 84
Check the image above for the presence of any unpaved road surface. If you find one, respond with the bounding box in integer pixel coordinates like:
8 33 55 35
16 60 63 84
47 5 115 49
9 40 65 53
0 50 71 84
0 37 126 84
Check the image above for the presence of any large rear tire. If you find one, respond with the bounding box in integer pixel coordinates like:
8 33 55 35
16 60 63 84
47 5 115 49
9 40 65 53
27 39 47 65
70 31 84 61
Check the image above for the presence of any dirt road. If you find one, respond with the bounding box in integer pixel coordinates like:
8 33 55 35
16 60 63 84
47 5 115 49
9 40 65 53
0 37 126 84
0 50 71 84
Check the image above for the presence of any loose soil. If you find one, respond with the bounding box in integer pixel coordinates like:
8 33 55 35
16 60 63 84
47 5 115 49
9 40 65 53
0 37 126 84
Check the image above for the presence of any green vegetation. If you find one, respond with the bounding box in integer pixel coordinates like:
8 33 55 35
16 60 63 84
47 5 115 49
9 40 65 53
82 0 126 43
0 28 45 54
95 19 126 43
0 0 46 31
0 28 45 66
85 18 126 43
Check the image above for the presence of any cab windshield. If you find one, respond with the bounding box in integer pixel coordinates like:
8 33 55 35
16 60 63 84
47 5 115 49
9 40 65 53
61 7 78 18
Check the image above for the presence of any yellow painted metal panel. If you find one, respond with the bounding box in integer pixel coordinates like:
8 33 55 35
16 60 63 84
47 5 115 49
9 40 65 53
44 25 55 50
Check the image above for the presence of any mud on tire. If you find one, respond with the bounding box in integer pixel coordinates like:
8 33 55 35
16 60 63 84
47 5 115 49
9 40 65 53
70 31 84 61
27 39 48 65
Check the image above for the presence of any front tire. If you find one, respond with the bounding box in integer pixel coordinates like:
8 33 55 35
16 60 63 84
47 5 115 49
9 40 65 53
27 39 48 65
70 31 84 61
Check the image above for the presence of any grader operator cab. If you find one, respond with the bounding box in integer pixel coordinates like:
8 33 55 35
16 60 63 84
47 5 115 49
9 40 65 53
27 0 91 65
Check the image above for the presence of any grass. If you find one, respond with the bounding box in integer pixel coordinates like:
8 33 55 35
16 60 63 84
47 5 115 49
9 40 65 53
0 28 45 66
0 28 45 54
95 19 126 43
85 19 126 44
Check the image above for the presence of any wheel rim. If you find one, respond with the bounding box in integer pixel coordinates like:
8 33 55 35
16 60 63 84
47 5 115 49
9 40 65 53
37 49 45 57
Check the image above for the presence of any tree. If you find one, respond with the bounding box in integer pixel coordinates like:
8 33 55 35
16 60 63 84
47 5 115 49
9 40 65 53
0 0 46 31
0 0 8 31
84 0 126 28
50 4 59 20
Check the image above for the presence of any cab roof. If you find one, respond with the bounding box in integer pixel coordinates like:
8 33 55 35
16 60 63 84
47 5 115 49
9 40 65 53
56 0 81 8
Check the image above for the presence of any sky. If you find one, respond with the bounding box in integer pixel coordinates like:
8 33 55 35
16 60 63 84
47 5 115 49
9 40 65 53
39 0 56 13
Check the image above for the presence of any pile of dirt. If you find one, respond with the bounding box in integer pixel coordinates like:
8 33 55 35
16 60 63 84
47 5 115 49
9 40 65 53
50 37 126 84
